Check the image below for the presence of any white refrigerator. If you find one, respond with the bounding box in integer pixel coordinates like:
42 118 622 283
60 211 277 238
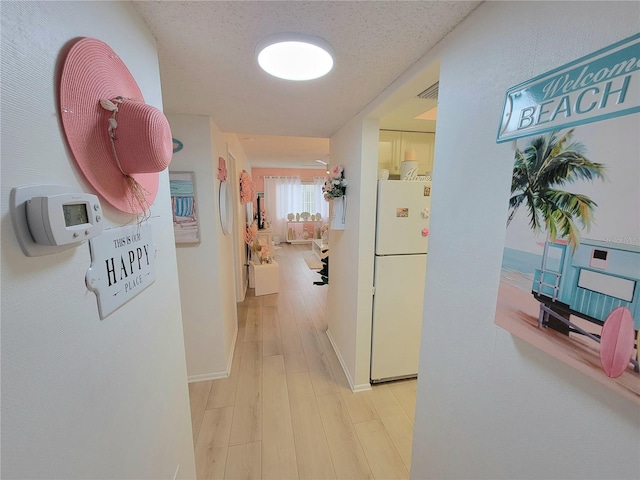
371 180 431 382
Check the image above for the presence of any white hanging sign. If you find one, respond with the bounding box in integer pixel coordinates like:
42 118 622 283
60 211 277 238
86 223 156 319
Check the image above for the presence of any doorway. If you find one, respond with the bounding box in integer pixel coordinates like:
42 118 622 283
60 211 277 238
227 150 247 302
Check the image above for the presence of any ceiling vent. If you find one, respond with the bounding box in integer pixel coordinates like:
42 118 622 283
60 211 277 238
417 82 439 99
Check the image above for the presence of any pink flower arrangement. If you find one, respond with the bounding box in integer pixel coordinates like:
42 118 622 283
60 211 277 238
240 170 254 205
257 243 273 264
323 165 347 201
245 221 273 263
260 207 269 227
244 220 258 245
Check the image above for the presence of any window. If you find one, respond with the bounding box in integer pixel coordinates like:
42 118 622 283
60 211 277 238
263 176 329 235
300 184 316 213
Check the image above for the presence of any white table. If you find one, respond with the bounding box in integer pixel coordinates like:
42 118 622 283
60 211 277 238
312 239 329 260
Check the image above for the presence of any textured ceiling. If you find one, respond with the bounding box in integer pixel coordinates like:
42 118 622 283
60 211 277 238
132 1 480 167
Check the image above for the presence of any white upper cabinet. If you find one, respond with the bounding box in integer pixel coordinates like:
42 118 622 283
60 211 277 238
378 130 402 174
378 130 435 176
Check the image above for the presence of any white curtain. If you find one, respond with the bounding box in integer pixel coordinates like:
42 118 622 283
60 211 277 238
314 176 329 222
263 176 302 240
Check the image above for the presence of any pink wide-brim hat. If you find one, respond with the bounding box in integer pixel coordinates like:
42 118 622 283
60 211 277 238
59 37 172 214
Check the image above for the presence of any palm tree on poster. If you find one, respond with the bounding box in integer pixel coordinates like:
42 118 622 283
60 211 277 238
507 128 605 250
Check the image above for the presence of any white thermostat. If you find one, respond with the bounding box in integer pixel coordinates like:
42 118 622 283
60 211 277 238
10 185 104 256
27 193 102 245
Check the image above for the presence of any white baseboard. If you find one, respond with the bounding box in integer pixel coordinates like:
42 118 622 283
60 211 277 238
225 326 238 376
187 371 228 383
352 381 373 392
326 329 371 392
187 322 238 383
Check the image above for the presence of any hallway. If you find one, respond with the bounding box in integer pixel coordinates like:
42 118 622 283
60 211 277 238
188 243 417 479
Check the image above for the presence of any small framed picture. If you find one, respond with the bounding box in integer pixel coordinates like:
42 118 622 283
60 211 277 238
169 171 200 244
424 186 431 196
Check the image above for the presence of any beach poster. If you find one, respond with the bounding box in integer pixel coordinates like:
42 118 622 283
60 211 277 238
494 115 640 405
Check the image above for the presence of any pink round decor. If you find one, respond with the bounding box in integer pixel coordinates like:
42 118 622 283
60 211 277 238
599 307 635 378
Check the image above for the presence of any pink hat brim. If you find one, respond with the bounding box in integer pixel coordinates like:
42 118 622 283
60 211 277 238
59 37 159 214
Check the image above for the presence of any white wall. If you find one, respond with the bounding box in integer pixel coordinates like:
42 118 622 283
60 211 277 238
330 1 639 478
167 114 239 381
327 117 379 390
0 2 195 479
412 3 639 478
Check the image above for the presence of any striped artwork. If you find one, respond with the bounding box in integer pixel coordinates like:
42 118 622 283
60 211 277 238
173 195 195 218
169 172 200 244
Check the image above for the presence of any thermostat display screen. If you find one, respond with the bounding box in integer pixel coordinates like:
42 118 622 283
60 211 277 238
63 203 89 227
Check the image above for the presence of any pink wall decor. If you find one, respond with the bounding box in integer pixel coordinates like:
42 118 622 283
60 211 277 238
218 157 227 181
599 307 635 378
239 170 254 205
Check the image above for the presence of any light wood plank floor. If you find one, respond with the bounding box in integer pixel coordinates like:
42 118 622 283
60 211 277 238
189 243 417 480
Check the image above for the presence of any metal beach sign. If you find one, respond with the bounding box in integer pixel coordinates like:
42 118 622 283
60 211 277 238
86 223 156 319
497 33 640 143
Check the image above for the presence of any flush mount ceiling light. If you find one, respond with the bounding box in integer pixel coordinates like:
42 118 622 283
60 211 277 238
256 33 334 81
